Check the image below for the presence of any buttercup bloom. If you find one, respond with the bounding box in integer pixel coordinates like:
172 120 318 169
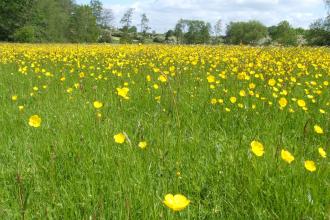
93 101 103 109
251 141 264 157
318 147 326 158
304 160 316 172
281 149 294 164
138 141 147 149
163 194 190 211
114 133 126 144
29 115 42 128
314 125 324 134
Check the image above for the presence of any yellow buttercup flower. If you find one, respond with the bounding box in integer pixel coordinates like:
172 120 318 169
230 97 237 104
210 98 217 105
163 194 190 211
251 141 264 157
304 160 316 172
138 141 147 149
268 79 276 86
116 87 130 100
318 147 326 158
278 97 288 108
158 75 167 83
29 115 42 128
93 101 103 109
314 125 324 134
281 149 294 164
297 99 306 107
207 75 215 83
114 133 126 144
11 95 18 101
239 90 246 97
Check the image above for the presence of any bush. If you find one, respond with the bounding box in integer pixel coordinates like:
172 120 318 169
13 25 37 43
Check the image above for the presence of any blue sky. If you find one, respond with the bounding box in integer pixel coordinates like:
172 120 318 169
76 0 327 33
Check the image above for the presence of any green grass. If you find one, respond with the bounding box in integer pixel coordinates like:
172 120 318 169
0 44 329 219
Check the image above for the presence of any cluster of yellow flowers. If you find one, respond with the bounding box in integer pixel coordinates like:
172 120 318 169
251 140 326 172
4 44 329 213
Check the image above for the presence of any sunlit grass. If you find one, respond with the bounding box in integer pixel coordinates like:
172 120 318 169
0 44 329 219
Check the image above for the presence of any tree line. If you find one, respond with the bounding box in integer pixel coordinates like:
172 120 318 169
0 0 329 46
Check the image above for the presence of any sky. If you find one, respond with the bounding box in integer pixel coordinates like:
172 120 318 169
76 0 328 33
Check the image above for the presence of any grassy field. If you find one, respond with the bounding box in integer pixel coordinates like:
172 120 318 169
0 44 329 219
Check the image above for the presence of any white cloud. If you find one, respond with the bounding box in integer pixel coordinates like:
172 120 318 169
103 0 327 33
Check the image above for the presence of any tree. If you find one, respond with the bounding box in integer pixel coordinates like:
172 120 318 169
69 5 100 42
306 0 330 45
165 30 175 40
101 8 114 29
0 0 35 41
90 0 103 24
306 18 330 45
120 8 134 30
226 20 268 45
214 19 222 37
269 21 298 46
31 0 74 42
213 19 222 44
174 19 188 44
140 13 150 35
184 20 211 44
119 8 135 43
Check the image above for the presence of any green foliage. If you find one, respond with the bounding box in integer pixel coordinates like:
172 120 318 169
0 0 35 41
174 19 211 44
69 5 100 43
226 20 268 45
120 35 133 44
31 0 73 42
12 25 37 42
90 0 103 24
306 17 330 46
268 21 298 46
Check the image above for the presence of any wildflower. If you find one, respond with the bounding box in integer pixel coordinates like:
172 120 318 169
93 101 103 109
251 141 264 157
278 97 288 108
211 98 217 105
281 149 294 164
114 133 126 144
297 99 306 107
314 125 324 134
268 79 276 86
12 95 18 101
319 109 326 114
18 105 24 111
116 87 129 100
207 75 215 83
138 141 147 149
230 97 237 104
158 75 167 83
67 88 73 93
304 160 316 172
249 83 256 90
163 194 190 211
29 115 41 128
318 147 326 158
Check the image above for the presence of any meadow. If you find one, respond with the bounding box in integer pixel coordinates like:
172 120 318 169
0 44 329 219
